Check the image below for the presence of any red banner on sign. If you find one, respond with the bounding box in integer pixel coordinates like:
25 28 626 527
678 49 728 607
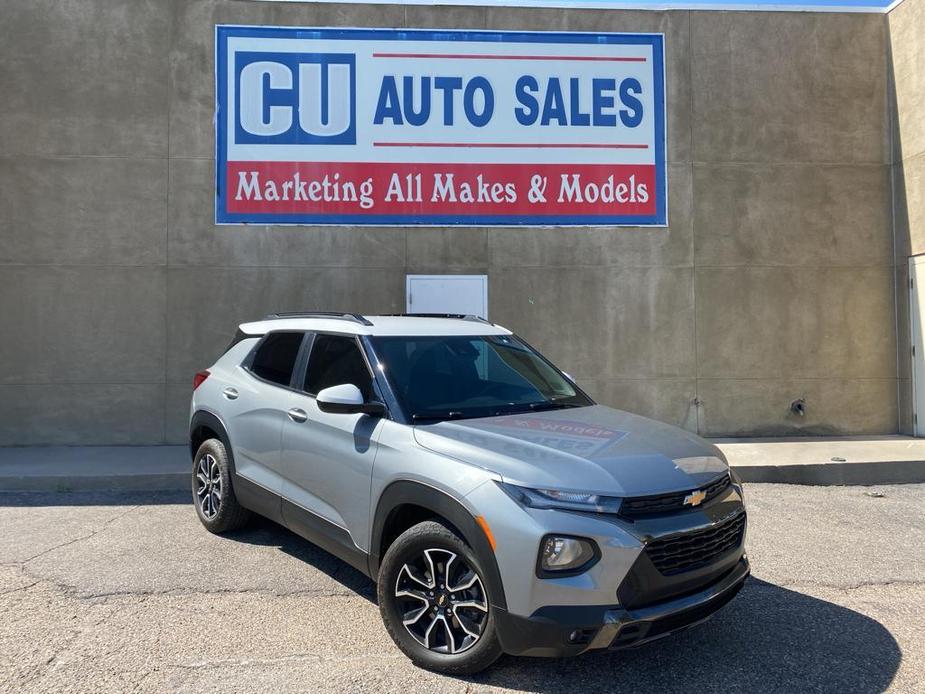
226 161 656 218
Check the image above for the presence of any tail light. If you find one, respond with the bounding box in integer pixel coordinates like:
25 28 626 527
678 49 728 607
192 370 210 391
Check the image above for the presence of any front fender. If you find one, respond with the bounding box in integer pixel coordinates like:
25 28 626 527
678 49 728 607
369 480 508 610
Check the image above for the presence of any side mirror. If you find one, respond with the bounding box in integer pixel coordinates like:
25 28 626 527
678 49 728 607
316 384 386 416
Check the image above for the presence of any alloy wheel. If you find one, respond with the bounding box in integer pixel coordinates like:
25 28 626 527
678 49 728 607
195 453 222 519
394 548 489 654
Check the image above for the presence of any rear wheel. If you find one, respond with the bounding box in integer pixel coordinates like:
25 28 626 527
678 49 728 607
192 438 251 533
378 520 502 674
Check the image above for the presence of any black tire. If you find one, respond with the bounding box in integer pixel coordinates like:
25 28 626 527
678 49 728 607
192 438 251 533
378 520 503 674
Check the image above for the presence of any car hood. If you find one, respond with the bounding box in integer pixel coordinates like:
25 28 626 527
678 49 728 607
412 405 728 497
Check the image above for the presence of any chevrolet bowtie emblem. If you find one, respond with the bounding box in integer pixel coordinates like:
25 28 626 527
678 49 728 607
683 489 707 507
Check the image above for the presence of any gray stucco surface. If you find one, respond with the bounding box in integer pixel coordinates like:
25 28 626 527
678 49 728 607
890 0 925 434
0 1 909 444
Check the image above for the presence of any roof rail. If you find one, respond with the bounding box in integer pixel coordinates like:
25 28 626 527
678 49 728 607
262 311 374 326
380 313 491 324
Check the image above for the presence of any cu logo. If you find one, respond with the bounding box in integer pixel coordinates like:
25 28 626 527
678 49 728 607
234 52 356 145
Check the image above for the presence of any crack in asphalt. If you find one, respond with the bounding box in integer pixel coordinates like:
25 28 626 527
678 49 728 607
754 579 925 593
77 586 361 602
6 565 921 607
12 505 140 566
0 579 39 596
0 571 365 604
2 557 370 606
176 652 405 670
835 579 925 592
10 623 87 691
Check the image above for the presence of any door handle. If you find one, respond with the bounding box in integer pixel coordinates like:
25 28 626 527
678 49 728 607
222 387 239 400
287 408 308 423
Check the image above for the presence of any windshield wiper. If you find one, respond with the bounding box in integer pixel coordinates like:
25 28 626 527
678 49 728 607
487 401 581 417
412 411 465 422
527 401 582 412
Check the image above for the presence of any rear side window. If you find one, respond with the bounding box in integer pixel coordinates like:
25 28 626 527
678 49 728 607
248 332 303 386
304 334 372 399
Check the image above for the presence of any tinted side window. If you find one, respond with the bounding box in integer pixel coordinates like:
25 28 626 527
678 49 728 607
304 334 372 399
249 332 304 386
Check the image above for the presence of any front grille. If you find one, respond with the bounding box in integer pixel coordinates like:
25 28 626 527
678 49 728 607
620 474 731 519
645 511 746 576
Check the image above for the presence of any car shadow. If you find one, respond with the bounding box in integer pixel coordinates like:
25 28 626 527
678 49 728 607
465 578 902 693
224 515 378 603
225 519 902 692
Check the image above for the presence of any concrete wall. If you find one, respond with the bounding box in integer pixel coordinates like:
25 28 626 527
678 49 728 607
889 0 925 434
0 1 897 444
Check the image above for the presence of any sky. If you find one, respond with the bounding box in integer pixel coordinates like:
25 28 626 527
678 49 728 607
387 0 899 11
610 0 895 7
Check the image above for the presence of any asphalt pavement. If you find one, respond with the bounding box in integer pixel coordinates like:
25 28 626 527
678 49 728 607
1 483 923 693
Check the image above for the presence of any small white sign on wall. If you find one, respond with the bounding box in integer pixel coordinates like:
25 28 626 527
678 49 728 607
406 275 489 319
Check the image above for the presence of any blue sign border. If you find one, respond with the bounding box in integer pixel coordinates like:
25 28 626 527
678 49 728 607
215 25 667 227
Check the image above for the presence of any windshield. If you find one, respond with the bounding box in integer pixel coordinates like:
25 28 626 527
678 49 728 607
369 334 593 421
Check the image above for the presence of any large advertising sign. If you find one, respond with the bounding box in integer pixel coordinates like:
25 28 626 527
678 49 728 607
216 26 666 226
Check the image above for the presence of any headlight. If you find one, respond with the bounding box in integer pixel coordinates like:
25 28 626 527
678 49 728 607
498 482 622 514
537 535 599 576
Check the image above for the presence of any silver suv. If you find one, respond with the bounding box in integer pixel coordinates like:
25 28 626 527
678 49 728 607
189 312 748 674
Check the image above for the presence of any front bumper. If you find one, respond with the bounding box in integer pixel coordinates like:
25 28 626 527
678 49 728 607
493 556 750 658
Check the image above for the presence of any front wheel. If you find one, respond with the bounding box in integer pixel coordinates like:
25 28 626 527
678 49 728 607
377 520 502 674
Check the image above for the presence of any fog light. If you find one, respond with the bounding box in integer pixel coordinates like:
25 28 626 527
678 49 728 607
567 628 595 644
538 535 598 575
